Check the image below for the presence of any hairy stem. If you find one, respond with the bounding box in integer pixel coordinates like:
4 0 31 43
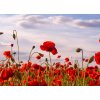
49 52 52 66
81 49 84 70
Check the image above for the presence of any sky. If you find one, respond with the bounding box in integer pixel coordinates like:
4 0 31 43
0 14 100 65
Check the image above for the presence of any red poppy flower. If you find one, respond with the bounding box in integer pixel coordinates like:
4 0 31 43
83 58 85 61
7 68 14 77
56 80 62 86
9 82 14 86
85 59 88 62
51 48 58 55
88 80 96 86
39 80 47 86
32 64 40 69
68 62 72 65
3 51 12 59
95 52 100 65
99 39 100 42
36 53 44 59
57 55 61 58
1 69 9 80
65 57 69 62
36 55 41 59
39 53 44 57
28 79 39 86
40 41 58 55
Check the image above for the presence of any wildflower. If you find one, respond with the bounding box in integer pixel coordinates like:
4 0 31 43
28 79 39 86
88 80 96 86
39 80 47 86
9 82 14 86
99 39 100 42
85 59 88 62
51 48 58 55
1 69 9 80
32 64 41 70
36 55 41 59
39 53 44 57
83 58 85 61
36 53 44 59
7 68 14 77
94 52 100 65
40 41 58 55
65 57 69 62
3 51 12 59
57 55 61 58
56 80 62 86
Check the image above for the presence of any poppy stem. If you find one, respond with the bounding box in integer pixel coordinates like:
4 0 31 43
81 49 84 70
28 48 33 62
49 52 52 66
28 52 40 62
13 30 20 64
16 32 20 63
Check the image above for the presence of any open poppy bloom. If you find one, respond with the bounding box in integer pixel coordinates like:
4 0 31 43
3 51 12 59
40 41 58 55
1 69 10 80
95 52 100 65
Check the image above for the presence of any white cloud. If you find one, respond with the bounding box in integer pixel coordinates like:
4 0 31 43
15 15 100 29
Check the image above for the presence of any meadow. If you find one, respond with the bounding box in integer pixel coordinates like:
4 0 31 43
0 30 100 86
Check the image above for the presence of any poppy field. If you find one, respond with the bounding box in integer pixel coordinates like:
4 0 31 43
0 30 100 86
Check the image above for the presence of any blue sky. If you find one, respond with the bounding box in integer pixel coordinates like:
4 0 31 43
0 14 100 64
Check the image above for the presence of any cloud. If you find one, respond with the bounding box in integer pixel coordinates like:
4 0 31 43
16 15 51 29
16 15 74 29
15 15 100 29
74 19 100 28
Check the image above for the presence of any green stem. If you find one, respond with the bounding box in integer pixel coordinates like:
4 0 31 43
83 70 86 86
28 52 39 62
28 48 33 62
81 49 85 85
13 30 20 63
16 32 20 63
81 49 84 70
11 47 12 54
49 52 52 66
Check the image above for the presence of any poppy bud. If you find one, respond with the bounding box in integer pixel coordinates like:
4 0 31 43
45 58 48 62
39 53 44 57
11 44 14 47
32 46 35 50
13 33 16 40
88 56 94 64
0 32 4 35
76 48 82 52
36 55 41 59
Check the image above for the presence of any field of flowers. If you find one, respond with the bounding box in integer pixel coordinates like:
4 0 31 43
0 30 100 86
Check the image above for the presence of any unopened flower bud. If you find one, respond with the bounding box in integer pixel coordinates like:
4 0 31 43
11 44 14 47
76 48 82 52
